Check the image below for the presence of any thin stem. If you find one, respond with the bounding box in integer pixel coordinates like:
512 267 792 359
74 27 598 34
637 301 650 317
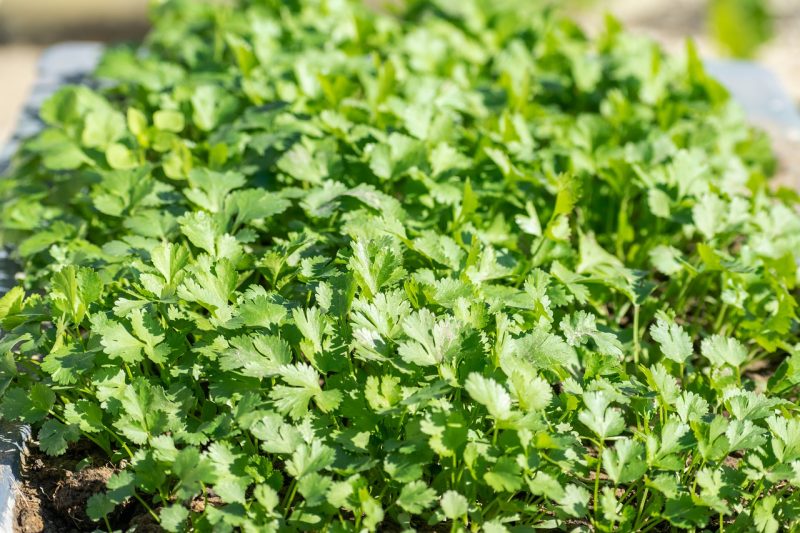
134 492 160 523
632 305 641 365
639 517 665 533
593 442 604 527
49 408 113 457
282 480 299 518
616 191 630 259
634 486 650 529
101 424 135 459
713 302 728 333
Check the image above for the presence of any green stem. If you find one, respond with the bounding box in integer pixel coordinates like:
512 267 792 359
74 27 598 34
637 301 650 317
632 305 641 365
483 495 502 519
593 442 604 527
616 190 630 259
751 479 765 502
675 274 696 314
713 302 728 333
49 409 112 457
530 237 546 263
450 519 459 533
283 480 299 518
638 517 664 533
634 486 649 529
101 424 135 459
134 492 160 523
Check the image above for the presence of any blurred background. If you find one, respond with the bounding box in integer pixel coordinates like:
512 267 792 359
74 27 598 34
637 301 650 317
1 0 799 145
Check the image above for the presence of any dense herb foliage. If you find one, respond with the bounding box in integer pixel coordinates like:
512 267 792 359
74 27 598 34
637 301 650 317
1 0 799 531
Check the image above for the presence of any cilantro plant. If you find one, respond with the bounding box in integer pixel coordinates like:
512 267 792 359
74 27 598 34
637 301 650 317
1 0 799 531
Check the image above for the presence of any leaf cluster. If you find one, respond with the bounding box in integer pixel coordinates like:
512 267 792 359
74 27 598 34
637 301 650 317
1 0 799 531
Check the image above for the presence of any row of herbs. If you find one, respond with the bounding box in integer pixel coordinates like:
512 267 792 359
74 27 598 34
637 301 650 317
1 0 799 531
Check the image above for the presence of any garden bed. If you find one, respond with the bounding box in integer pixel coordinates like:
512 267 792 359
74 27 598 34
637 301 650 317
2 3 800 531
0 42 103 533
3 42 799 533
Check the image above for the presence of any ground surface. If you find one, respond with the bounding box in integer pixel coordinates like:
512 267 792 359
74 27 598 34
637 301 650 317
13 442 157 533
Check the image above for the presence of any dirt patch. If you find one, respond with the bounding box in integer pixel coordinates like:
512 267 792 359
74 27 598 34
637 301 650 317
189 493 223 515
13 441 151 533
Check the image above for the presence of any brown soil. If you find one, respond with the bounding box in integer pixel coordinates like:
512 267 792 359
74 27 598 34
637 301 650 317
13 441 154 533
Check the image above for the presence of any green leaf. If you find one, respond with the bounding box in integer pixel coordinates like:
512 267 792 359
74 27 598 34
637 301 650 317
753 495 780 533
504 326 578 371
578 391 625 440
765 415 800 463
398 309 461 367
177 258 237 321
227 189 290 227
87 493 117 521
92 314 145 364
484 456 523 492
700 334 748 368
185 168 246 214
278 140 329 183
692 193 727 240
560 311 623 357
0 384 55 423
464 373 513 422
64 400 105 433
41 346 96 385
650 316 693 363
603 438 647 484
38 419 81 455
644 363 680 405
440 490 468 519
349 237 406 299
557 484 590 518
396 480 437 514
297 472 332 507
50 266 103 325
160 505 190 532
25 130 88 170
220 334 291 378
106 143 138 169
270 363 341 419
358 488 384 531
153 109 185 133
664 494 710 528
191 85 225 131
285 440 336 478
725 419 766 452
710 0 773 58
292 306 326 355
172 447 218 499
694 467 730 514
510 371 552 412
